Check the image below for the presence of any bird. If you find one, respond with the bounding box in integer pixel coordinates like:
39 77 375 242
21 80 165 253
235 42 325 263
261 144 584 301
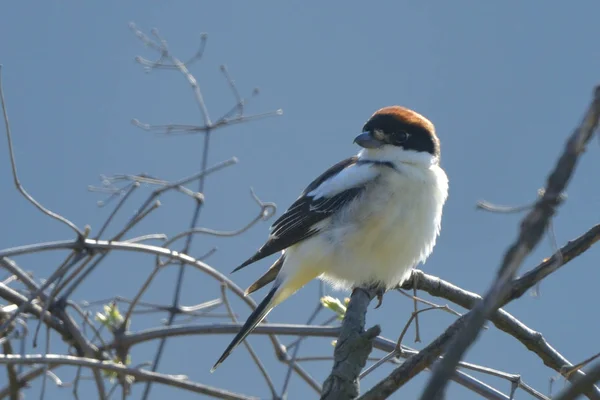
211 105 449 372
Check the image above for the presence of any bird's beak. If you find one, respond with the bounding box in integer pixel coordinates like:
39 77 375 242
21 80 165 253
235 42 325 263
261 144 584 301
354 132 384 149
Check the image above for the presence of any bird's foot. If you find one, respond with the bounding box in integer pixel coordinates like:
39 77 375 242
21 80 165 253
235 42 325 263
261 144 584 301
374 287 386 309
351 286 386 308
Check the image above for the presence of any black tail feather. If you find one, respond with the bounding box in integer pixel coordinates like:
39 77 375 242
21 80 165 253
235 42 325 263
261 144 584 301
211 285 278 372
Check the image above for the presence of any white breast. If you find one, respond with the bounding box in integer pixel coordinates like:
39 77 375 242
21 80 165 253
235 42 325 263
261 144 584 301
310 162 448 290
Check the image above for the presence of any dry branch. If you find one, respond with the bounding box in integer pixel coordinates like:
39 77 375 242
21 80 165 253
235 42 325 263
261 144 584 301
417 86 600 400
403 270 600 399
0 354 257 400
321 287 380 400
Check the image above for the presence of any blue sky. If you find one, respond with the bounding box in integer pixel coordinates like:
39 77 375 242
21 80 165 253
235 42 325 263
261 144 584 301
1 2 600 399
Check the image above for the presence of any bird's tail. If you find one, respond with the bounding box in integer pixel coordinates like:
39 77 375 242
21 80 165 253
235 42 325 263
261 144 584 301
211 285 279 372
211 261 321 372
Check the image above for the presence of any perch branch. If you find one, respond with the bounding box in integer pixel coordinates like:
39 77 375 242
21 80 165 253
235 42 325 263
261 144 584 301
321 287 380 400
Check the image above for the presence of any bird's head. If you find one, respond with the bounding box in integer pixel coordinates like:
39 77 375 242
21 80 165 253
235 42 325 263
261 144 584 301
355 106 440 166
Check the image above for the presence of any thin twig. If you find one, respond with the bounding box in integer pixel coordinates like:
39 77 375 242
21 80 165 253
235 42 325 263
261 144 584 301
281 302 323 397
0 354 258 400
0 257 40 293
360 314 468 400
0 250 82 335
161 189 275 250
96 182 140 238
359 305 449 380
396 289 462 318
39 325 51 400
0 66 83 238
121 265 161 330
33 252 87 347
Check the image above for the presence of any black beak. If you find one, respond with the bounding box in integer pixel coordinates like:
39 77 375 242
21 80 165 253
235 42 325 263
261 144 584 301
354 132 384 149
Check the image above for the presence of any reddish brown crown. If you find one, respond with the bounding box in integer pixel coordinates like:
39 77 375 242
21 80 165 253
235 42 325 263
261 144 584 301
371 106 435 136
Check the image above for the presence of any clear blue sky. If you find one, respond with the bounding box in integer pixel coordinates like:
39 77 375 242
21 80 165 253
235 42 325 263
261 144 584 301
1 2 600 399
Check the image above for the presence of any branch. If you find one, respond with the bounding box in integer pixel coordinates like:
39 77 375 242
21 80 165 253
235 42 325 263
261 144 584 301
96 322 513 399
0 283 66 337
0 238 322 393
554 361 600 400
0 354 257 400
3 236 592 398
0 65 83 238
507 223 600 304
359 315 467 400
403 270 600 399
100 323 339 351
0 251 86 334
420 85 600 399
1 340 19 400
321 287 380 400
0 365 57 399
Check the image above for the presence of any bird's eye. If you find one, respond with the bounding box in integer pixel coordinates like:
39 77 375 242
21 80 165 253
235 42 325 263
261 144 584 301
392 131 410 144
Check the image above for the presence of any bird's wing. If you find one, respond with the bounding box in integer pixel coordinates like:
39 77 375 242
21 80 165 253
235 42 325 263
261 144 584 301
232 156 385 273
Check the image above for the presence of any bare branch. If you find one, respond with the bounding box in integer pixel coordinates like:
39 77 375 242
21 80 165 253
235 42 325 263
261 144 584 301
1 339 19 400
359 305 450 380
507 223 600 304
359 314 467 400
420 86 600 400
0 258 40 293
402 270 600 399
0 250 85 335
1 21 286 400
0 66 83 238
554 361 600 400
0 365 58 399
95 182 140 238
281 300 324 397
321 287 380 400
131 109 282 135
0 354 258 400
160 188 275 252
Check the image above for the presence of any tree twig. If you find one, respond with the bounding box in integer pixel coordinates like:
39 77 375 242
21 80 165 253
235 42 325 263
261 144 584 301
0 354 257 400
0 65 83 238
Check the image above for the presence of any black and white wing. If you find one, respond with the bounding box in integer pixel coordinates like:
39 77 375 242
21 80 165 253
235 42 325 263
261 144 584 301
232 156 384 273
